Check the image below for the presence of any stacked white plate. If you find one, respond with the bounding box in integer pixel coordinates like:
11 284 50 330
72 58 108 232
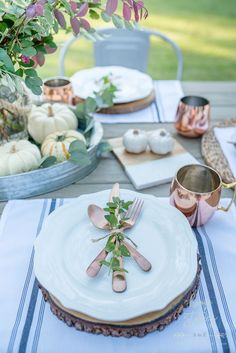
70 66 154 104
34 190 198 323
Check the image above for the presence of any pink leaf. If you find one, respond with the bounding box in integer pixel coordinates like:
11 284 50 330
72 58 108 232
136 1 144 10
123 2 132 21
45 45 57 54
54 9 66 29
70 17 81 34
26 4 36 19
77 3 88 17
79 18 91 31
32 57 38 68
70 1 77 12
35 3 44 16
105 0 118 16
35 53 45 66
133 2 139 22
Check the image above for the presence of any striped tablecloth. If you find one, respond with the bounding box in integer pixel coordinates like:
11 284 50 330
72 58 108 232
0 198 236 353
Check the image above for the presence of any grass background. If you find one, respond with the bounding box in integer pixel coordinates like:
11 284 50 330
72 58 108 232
38 0 236 80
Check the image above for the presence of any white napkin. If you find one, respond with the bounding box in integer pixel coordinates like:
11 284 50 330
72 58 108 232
154 80 183 123
94 80 183 124
94 102 159 124
0 198 236 353
214 127 236 179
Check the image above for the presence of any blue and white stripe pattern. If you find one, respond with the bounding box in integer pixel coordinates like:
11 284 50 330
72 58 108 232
0 198 235 353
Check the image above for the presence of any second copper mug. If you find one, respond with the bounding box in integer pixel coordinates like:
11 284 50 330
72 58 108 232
175 96 210 137
170 164 236 227
43 77 73 104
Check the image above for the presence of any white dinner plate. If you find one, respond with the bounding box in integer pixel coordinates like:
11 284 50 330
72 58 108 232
34 190 198 322
70 66 153 104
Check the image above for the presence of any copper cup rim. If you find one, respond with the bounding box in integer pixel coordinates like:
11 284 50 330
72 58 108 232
175 163 222 195
180 95 210 108
43 76 72 88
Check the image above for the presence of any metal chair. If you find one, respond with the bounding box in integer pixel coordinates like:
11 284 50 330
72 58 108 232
59 28 183 80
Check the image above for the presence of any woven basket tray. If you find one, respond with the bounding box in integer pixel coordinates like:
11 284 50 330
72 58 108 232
201 119 236 183
39 259 201 338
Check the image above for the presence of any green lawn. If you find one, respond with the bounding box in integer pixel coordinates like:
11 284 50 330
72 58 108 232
38 0 236 80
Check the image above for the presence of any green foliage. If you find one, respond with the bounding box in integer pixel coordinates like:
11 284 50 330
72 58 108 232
104 197 133 229
96 141 112 157
68 140 91 166
92 196 134 274
40 156 57 168
0 48 15 73
0 1 147 94
75 74 117 143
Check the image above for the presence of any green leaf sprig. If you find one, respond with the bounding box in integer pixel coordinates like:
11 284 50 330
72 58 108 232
76 74 118 127
92 197 134 274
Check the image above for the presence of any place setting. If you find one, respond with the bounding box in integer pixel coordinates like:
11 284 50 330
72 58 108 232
42 67 183 124
34 182 199 337
1 164 236 352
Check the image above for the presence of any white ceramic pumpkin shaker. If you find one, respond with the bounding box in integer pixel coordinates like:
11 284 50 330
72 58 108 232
123 129 148 154
148 129 175 155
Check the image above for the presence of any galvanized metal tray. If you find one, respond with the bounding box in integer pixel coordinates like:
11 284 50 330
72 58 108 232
0 121 103 201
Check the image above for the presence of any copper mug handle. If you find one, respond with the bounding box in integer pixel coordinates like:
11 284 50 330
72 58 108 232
217 182 236 212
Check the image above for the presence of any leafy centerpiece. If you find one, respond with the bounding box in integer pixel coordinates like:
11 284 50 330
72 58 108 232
0 0 148 141
0 74 117 175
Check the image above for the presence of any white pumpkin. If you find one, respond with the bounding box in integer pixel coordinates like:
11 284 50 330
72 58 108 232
28 103 78 144
148 129 175 155
123 129 148 154
0 140 41 176
41 130 86 162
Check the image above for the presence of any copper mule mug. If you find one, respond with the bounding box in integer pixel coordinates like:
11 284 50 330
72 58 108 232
170 164 236 227
43 77 73 104
175 96 210 138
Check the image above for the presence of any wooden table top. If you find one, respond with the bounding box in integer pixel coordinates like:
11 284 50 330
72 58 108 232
0 81 235 216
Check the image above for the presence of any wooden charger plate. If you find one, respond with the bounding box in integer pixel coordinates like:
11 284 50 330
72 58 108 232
38 258 201 338
202 119 236 183
72 90 155 115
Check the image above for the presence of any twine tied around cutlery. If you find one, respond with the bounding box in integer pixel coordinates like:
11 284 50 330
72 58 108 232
86 189 152 292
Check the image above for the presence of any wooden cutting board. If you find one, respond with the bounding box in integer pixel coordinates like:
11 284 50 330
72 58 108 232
72 90 155 114
109 133 198 190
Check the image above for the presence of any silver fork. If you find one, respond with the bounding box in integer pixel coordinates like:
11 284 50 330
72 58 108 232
122 197 144 230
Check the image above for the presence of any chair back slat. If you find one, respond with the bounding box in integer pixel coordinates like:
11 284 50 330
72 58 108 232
94 29 150 72
59 28 183 80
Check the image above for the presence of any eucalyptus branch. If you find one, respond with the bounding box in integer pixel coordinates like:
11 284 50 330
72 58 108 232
90 197 134 274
